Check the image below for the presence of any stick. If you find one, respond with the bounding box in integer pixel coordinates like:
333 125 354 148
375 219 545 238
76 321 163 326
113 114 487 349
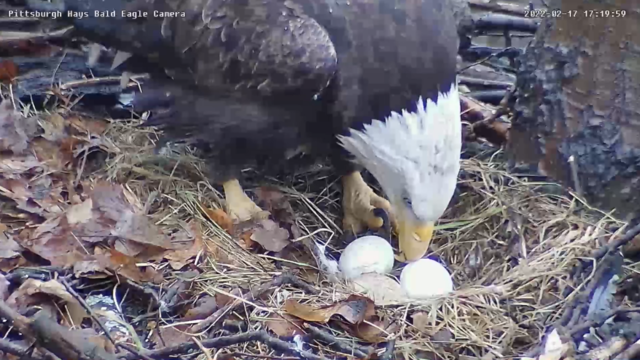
190 272 317 333
474 13 539 34
29 311 118 360
0 338 54 360
592 222 640 260
379 339 396 360
567 307 640 340
303 325 372 359
458 75 513 89
0 26 74 45
120 331 328 360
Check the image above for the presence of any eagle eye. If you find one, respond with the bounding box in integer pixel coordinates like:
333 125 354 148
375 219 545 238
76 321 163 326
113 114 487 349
403 196 412 207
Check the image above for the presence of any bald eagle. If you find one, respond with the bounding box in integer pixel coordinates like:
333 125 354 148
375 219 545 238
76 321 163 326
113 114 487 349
27 0 461 262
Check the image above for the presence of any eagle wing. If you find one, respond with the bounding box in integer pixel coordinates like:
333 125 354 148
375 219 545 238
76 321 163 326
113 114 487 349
38 0 338 96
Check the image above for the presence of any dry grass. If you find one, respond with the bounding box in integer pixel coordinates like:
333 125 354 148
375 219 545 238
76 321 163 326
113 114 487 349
73 112 625 359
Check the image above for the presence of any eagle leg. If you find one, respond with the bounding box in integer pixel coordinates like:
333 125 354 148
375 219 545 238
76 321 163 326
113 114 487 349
222 179 270 223
341 172 394 234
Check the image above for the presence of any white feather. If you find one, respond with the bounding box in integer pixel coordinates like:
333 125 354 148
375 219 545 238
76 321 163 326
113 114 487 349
337 83 461 222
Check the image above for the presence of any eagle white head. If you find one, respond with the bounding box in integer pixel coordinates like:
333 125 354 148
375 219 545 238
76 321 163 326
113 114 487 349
337 83 461 262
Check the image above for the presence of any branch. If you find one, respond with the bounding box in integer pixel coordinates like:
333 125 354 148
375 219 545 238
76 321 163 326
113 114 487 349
473 14 540 34
592 222 640 260
0 338 54 360
304 325 373 359
0 299 117 360
120 331 328 360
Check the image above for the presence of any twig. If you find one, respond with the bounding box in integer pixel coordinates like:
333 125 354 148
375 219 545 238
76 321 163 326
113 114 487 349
458 75 513 89
304 325 373 359
227 352 298 359
115 343 155 360
190 272 317 333
458 47 520 73
120 331 328 360
473 14 539 34
0 298 34 338
0 26 74 45
0 338 53 360
568 155 583 198
557 252 622 329
379 339 396 360
59 74 150 91
568 307 640 339
591 222 640 260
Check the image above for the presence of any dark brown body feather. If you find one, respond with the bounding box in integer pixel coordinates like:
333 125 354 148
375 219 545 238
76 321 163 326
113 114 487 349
27 0 458 181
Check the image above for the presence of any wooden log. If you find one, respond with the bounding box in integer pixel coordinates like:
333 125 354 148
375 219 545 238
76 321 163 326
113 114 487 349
508 0 640 220
3 45 146 100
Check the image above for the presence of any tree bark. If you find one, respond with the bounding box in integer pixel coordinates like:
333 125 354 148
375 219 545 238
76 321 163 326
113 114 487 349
508 0 640 220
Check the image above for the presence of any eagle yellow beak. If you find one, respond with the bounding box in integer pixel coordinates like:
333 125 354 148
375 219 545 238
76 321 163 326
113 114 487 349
396 220 435 262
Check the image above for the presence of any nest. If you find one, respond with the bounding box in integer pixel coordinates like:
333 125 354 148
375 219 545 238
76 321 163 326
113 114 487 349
96 112 631 359
3 91 639 360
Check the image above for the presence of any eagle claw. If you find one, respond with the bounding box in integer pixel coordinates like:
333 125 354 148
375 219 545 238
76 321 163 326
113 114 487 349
342 172 394 234
222 179 270 223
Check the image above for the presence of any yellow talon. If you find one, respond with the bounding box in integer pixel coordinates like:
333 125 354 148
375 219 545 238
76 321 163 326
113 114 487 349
222 179 270 223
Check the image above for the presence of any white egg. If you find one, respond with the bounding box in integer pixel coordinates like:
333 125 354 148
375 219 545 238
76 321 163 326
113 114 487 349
338 235 394 280
400 258 453 299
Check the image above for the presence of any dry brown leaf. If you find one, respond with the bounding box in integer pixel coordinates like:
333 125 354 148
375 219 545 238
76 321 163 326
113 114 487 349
91 183 172 249
25 216 92 266
0 100 36 154
0 155 44 178
71 328 117 355
66 198 94 224
40 113 67 142
31 138 71 171
6 279 89 325
255 187 301 238
284 295 375 325
73 260 108 278
249 219 290 252
351 318 396 343
0 176 64 217
214 288 243 307
255 187 295 223
164 224 205 270
204 208 233 234
0 256 27 272
238 230 256 250
94 247 163 283
265 313 304 336
149 324 192 348
0 231 22 260
68 117 109 135
113 211 172 249
350 273 405 306
0 60 18 84
183 296 218 321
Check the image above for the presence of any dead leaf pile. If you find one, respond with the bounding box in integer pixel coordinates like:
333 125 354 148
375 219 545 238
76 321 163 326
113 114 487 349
283 295 398 343
6 279 89 326
0 102 206 281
